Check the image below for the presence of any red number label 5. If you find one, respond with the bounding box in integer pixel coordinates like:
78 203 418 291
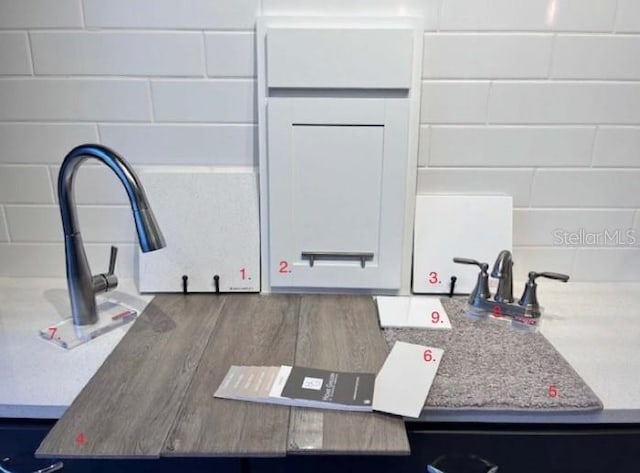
548 385 558 398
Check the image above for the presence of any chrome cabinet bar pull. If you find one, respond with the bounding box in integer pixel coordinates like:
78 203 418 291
301 251 374 268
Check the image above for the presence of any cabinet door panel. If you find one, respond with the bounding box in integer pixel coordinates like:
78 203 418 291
268 98 407 290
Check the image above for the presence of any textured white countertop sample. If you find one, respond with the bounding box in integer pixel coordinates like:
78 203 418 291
0 278 152 419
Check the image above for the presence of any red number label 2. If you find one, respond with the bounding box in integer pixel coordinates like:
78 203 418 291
279 260 290 273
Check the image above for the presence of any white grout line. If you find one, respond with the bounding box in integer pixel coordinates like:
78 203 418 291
0 206 11 242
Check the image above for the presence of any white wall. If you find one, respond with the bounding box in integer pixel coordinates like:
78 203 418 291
0 0 639 282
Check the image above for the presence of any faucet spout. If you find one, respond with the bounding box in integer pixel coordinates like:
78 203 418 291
58 144 165 325
491 249 514 303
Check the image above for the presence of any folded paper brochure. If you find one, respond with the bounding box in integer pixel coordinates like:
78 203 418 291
214 341 443 418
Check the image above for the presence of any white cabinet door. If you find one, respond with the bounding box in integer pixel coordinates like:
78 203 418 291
267 98 408 290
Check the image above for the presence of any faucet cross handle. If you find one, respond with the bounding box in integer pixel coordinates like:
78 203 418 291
91 245 119 295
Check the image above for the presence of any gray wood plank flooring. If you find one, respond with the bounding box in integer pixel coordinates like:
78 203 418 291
288 295 410 455
36 294 227 459
163 294 300 457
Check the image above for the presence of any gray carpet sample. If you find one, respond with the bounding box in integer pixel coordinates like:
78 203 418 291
383 297 603 412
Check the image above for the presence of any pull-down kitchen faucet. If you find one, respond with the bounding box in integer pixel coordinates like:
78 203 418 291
59 144 165 326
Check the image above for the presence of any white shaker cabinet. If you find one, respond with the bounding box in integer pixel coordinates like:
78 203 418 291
257 17 423 292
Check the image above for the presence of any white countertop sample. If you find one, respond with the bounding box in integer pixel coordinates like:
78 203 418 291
0 278 152 419
1 279 639 423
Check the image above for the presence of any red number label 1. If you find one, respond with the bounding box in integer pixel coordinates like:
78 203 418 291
423 349 434 362
431 311 440 324
240 268 246 280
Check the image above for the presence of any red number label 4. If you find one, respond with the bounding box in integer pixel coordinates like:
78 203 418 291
75 432 87 445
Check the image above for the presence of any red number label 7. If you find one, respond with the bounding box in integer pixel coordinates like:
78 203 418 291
48 327 57 339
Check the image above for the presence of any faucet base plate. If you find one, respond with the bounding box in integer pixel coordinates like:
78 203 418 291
39 299 137 350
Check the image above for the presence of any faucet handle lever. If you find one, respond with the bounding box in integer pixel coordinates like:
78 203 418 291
108 245 118 275
453 257 487 269
529 271 570 283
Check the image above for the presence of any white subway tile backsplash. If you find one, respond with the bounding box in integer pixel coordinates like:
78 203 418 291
31 32 204 77
593 127 640 167
0 79 151 122
417 126 430 167
5 205 135 243
421 81 489 123
152 80 256 123
0 33 31 75
0 166 53 204
512 247 576 282
0 208 8 242
573 248 640 282
440 0 550 31
50 166 129 205
262 0 442 31
84 0 259 30
0 0 82 28
615 0 640 33
0 243 135 278
552 36 640 80
99 124 256 165
489 82 640 125
429 126 594 167
206 33 255 77
551 0 617 32
416 168 534 207
423 34 552 79
513 209 635 246
0 124 97 164
531 169 640 208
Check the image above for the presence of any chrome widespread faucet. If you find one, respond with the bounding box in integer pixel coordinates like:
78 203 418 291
491 249 514 303
58 144 166 326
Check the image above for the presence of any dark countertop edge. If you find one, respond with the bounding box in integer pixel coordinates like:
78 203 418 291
412 408 640 424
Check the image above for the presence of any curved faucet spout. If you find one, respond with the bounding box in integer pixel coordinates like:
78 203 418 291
491 250 514 303
58 144 166 325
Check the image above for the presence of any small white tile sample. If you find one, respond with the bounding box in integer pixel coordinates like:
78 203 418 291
551 0 617 32
84 0 259 29
98 124 256 166
0 166 53 204
413 195 512 294
152 80 256 123
0 32 31 75
615 0 640 33
377 296 451 329
0 0 82 28
50 165 129 205
440 0 550 31
137 168 260 293
593 127 640 167
0 124 97 164
373 341 444 418
417 168 534 207
0 79 150 122
429 126 593 167
262 0 442 31
5 205 135 243
531 170 640 208
489 82 640 124
552 36 640 80
417 126 430 167
514 209 635 247
206 32 255 77
31 32 204 77
573 248 640 282
423 34 552 79
421 81 490 123
512 247 575 282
